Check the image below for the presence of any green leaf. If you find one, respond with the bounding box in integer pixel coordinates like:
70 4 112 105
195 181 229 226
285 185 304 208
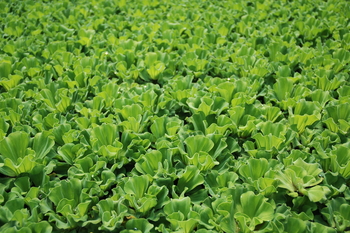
48 178 82 207
276 65 291 77
273 77 294 101
147 62 165 80
140 89 158 110
326 103 350 123
96 198 128 231
216 82 235 103
0 198 24 222
57 143 86 165
262 106 283 122
14 176 31 194
124 218 154 233
205 170 238 195
144 52 158 67
119 104 143 120
0 75 22 91
306 186 330 202
52 124 71 146
0 118 9 139
124 174 150 198
321 197 350 231
330 145 350 178
258 121 286 137
309 222 336 233
237 191 274 223
0 61 11 78
187 112 207 134
276 158 325 199
0 131 29 162
0 156 37 177
164 197 199 232
205 115 233 135
187 152 219 171
135 150 163 176
289 115 319 133
32 132 55 160
91 123 119 147
164 198 190 218
177 166 204 193
4 21 24 37
28 221 53 233
337 85 350 98
294 100 321 116
184 135 214 157
187 96 212 116
293 158 323 179
150 116 181 138
253 133 284 151
283 217 307 233
177 218 198 233
309 90 332 107
239 158 269 181
323 117 339 133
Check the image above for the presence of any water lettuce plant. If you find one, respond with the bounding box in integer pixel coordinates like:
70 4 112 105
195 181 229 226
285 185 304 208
0 0 349 232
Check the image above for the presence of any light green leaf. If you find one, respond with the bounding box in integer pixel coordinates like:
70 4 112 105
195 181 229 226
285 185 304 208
33 132 55 160
0 75 22 91
309 222 336 233
124 175 150 199
164 197 191 219
263 106 283 122
48 179 82 207
216 82 235 103
144 52 158 67
284 217 307 233
119 104 143 120
258 121 286 137
96 198 128 231
273 77 294 101
135 150 162 176
57 143 86 165
307 186 330 202
0 131 29 162
276 158 324 199
326 103 350 123
0 155 37 177
310 90 332 107
147 62 165 80
177 166 204 193
28 221 53 233
289 115 319 133
188 152 219 171
124 218 154 233
91 123 119 147
238 191 274 222
184 135 214 157
239 158 269 181
253 133 284 151
0 61 11 78
150 116 181 138
330 145 350 178
294 100 321 116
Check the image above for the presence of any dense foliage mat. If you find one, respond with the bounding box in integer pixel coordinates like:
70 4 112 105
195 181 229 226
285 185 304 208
0 0 350 232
